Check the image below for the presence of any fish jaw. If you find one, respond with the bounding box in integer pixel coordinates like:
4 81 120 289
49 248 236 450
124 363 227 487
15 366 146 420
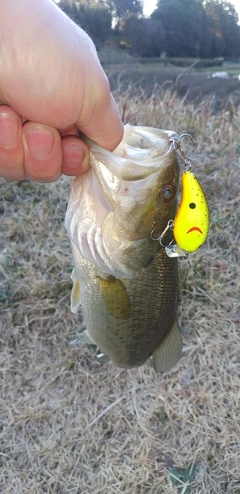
65 125 180 279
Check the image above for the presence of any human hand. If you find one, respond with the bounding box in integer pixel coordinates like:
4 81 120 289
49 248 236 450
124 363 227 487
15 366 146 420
0 0 123 182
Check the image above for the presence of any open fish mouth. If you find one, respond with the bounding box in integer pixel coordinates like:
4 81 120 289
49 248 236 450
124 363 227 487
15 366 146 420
84 124 180 181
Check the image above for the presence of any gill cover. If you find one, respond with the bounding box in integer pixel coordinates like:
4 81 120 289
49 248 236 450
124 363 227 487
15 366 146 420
173 170 210 253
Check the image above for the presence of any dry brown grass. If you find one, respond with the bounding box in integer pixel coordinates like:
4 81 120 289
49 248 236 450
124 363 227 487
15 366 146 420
1 88 240 493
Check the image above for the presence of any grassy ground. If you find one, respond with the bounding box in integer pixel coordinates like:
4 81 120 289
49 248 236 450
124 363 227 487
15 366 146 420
1 88 240 493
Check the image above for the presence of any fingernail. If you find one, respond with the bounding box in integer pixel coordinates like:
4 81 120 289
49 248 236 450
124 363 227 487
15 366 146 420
62 143 85 169
24 126 54 159
0 112 19 147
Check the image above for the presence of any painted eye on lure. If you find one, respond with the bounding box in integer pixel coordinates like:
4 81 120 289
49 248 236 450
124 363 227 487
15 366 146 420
173 170 210 253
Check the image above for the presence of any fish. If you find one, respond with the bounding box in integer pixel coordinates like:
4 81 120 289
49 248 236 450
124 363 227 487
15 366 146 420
65 124 182 373
173 170 210 253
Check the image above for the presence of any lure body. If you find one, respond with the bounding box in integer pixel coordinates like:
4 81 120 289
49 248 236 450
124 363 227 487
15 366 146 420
173 170 210 253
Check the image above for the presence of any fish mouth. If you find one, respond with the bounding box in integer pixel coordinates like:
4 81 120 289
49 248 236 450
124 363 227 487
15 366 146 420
186 226 203 234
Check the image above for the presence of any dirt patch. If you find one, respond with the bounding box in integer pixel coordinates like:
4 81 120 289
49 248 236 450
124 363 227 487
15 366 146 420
106 64 240 110
175 73 240 110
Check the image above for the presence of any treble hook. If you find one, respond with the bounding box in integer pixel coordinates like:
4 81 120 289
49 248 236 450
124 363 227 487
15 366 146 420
151 219 174 247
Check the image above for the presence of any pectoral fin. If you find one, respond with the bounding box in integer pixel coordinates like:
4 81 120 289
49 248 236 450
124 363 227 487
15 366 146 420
152 320 182 373
71 269 81 313
98 276 131 320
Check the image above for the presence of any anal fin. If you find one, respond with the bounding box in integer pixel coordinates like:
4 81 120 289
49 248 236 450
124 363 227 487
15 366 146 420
152 320 182 373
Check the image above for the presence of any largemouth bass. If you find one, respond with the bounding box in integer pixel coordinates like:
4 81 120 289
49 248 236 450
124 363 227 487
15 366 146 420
65 125 182 372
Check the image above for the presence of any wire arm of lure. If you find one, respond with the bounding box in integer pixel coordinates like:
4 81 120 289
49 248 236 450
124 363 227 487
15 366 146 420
170 133 193 171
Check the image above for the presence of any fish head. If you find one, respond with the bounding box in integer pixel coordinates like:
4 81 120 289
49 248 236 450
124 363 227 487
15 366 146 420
65 125 180 279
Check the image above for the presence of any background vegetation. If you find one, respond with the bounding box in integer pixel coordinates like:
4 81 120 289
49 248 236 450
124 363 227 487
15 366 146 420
57 0 240 58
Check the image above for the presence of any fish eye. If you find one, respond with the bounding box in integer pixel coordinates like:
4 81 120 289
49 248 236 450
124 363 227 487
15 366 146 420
160 184 175 203
189 202 196 209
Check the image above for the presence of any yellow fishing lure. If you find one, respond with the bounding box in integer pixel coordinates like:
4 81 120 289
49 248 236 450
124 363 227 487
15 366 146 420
173 170 210 253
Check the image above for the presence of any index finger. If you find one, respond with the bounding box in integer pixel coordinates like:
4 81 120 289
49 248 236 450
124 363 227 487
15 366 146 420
76 74 123 151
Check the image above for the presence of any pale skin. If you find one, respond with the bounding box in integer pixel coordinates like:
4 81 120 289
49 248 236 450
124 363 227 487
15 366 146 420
0 0 123 182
